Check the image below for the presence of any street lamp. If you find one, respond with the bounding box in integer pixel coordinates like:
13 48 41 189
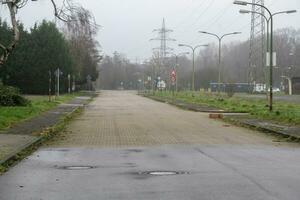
234 0 297 111
178 44 208 91
239 9 296 100
239 8 297 56
170 52 190 92
198 31 241 93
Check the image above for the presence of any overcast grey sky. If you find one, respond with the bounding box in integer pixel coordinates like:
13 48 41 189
1 0 299 61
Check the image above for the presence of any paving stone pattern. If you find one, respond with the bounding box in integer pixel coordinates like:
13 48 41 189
51 91 291 148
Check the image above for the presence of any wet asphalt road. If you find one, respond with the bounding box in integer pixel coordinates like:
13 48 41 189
1 146 300 200
1 91 300 200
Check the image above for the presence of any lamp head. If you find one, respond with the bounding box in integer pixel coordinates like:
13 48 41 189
286 10 297 14
239 9 251 14
233 1 248 6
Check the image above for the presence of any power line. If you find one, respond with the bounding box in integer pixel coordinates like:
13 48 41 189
175 0 215 37
173 0 208 30
196 2 233 31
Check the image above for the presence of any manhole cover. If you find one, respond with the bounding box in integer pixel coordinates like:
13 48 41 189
57 166 96 170
140 171 188 176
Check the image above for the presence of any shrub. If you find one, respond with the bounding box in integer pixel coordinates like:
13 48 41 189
0 86 30 106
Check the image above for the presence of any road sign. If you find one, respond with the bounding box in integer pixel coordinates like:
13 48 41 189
266 52 277 67
171 69 176 78
54 68 63 77
157 80 166 90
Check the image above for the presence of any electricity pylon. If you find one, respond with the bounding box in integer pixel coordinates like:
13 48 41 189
248 0 266 90
150 18 176 72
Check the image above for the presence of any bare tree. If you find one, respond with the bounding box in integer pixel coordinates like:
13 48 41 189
0 0 89 66
62 6 101 82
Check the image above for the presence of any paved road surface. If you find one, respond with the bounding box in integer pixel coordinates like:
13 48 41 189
1 91 300 200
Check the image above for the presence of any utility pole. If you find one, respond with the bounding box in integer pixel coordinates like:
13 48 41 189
150 18 176 80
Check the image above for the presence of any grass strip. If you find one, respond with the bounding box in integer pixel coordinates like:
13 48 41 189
150 91 300 125
0 103 84 175
0 93 79 131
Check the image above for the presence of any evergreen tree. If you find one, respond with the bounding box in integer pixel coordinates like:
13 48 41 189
1 20 75 94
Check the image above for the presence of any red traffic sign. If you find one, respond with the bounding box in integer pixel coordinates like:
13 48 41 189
171 69 176 83
171 70 176 78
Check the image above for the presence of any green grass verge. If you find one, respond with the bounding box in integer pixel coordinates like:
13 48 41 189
151 91 300 125
0 104 84 175
0 93 79 131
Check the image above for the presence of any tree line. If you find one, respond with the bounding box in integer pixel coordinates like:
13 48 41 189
0 17 100 94
99 27 300 92
194 27 300 90
99 52 144 90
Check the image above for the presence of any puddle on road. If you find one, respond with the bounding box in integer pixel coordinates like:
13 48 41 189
139 171 190 176
57 166 97 170
55 163 137 170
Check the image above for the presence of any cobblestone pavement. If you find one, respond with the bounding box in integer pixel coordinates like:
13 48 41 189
50 90 292 148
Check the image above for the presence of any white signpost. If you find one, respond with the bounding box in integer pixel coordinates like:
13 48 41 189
54 68 63 96
266 52 277 67
68 74 71 93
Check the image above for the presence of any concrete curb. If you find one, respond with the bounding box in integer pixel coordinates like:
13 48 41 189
0 97 89 169
0 136 42 166
224 116 300 140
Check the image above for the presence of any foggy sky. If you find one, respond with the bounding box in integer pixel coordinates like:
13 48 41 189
1 0 299 61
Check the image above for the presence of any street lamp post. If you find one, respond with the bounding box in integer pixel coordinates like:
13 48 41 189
178 44 208 91
239 9 297 97
234 0 297 111
170 52 190 92
199 31 241 94
240 9 296 56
